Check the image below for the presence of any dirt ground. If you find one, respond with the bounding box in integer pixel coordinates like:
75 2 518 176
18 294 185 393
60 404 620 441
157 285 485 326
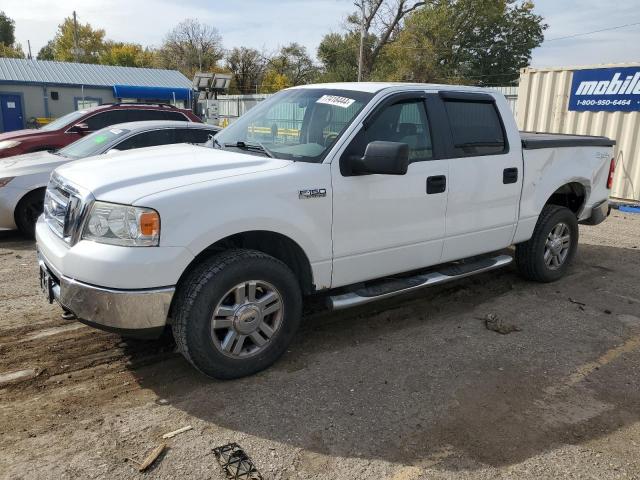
1 212 639 480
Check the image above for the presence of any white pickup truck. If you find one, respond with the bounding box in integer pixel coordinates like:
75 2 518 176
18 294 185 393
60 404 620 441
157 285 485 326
36 83 615 379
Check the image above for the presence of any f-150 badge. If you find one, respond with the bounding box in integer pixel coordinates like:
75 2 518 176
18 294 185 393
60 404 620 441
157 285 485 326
299 188 327 199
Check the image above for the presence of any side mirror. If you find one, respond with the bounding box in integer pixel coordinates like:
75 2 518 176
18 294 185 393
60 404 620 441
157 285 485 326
350 141 409 175
70 123 90 134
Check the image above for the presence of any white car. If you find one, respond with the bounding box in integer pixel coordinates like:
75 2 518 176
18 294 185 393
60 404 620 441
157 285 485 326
0 121 219 237
36 83 614 379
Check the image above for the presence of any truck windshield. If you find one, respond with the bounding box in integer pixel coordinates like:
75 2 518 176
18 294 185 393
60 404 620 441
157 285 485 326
214 88 373 163
57 127 131 160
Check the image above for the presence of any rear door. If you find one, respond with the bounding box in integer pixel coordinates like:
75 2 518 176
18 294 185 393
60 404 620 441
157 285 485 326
438 92 523 262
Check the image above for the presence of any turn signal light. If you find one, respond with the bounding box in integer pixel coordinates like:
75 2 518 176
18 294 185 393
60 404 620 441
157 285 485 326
139 211 160 236
607 158 615 189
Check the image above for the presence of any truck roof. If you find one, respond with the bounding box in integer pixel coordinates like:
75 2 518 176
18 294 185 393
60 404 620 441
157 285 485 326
294 82 492 94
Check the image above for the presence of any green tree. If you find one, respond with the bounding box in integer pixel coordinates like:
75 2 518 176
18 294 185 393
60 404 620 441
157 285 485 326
226 47 266 94
37 40 56 60
268 43 318 86
100 42 158 67
0 42 25 58
158 19 223 78
391 0 546 85
0 11 16 46
50 16 106 63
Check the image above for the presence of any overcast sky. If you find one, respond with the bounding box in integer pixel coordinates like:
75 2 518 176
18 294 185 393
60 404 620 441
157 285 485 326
6 0 640 69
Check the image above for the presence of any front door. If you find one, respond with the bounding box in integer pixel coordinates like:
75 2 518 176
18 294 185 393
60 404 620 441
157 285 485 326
331 95 449 287
0 94 24 132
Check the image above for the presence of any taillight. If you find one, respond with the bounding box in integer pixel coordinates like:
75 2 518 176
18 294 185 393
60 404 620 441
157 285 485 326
607 158 615 189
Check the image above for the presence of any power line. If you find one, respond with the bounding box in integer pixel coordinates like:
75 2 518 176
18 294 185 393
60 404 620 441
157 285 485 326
544 21 640 43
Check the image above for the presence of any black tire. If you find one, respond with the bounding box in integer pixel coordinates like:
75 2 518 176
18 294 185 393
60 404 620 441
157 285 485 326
172 249 302 379
515 205 579 282
14 189 45 239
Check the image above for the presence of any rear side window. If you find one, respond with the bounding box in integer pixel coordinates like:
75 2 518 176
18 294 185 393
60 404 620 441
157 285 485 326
175 128 213 144
163 111 189 121
84 110 130 131
444 101 506 156
125 109 169 122
115 129 176 151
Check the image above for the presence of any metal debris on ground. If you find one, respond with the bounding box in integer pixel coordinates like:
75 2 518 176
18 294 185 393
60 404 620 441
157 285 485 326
484 313 521 335
162 425 192 439
213 443 263 480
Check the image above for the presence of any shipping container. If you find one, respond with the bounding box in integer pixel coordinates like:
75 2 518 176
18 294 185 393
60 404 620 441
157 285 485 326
517 63 640 201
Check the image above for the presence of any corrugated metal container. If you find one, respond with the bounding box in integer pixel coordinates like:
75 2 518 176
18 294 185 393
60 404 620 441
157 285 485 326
489 86 519 117
517 63 640 201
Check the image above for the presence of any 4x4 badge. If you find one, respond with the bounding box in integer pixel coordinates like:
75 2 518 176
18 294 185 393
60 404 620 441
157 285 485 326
299 188 327 199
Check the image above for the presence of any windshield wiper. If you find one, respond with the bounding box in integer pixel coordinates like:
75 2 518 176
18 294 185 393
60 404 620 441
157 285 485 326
224 141 274 158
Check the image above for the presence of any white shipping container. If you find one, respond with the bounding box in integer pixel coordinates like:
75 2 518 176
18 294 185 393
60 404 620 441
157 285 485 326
517 63 640 201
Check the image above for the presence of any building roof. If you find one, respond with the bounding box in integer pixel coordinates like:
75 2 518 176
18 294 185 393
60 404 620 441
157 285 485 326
0 58 192 89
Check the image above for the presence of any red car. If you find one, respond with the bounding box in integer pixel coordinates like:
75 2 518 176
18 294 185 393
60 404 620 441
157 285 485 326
0 103 202 158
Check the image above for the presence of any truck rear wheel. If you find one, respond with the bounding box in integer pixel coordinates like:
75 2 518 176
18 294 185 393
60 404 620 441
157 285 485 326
172 249 302 379
515 205 579 282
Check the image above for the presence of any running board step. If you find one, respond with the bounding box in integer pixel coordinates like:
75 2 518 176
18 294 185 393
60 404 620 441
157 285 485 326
328 254 513 310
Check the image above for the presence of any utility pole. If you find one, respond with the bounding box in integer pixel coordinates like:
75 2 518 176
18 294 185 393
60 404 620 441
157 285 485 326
72 11 80 62
27 40 32 60
356 1 366 82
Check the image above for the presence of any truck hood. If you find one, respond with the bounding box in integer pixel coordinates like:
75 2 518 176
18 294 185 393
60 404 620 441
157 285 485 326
0 150 69 176
54 143 292 204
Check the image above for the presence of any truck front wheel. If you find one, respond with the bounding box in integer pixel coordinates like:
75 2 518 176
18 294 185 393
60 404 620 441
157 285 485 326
515 205 579 282
172 249 302 379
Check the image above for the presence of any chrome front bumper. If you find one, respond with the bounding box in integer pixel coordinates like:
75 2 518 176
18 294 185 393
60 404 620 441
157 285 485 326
38 251 174 338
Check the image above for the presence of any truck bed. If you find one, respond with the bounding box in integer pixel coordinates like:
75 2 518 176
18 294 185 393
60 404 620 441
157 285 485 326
520 131 615 150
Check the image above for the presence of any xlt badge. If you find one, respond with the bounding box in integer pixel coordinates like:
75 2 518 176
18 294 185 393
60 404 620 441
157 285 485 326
299 188 327 199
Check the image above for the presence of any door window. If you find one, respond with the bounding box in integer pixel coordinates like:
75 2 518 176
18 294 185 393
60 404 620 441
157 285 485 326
114 129 176 150
175 128 214 144
443 101 506 156
163 111 189 121
125 109 169 122
345 99 433 162
84 110 130 131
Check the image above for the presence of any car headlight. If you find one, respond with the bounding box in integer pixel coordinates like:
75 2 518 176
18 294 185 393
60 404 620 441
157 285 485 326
0 140 21 150
82 201 160 246
0 177 14 188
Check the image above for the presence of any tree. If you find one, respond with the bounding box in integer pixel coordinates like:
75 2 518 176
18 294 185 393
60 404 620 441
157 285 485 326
100 42 158 68
317 32 366 82
158 19 223 78
0 11 24 58
350 0 426 79
268 43 318 86
226 47 266 94
261 69 289 93
0 11 16 46
390 0 546 85
49 16 106 63
0 42 25 58
37 40 55 60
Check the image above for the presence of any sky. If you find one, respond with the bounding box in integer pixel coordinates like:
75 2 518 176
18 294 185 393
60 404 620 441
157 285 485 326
5 0 640 70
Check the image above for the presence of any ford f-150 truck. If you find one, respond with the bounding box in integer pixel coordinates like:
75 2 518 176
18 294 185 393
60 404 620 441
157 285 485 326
35 83 615 379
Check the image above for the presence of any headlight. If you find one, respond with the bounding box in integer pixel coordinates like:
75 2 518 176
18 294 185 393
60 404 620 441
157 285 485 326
0 140 21 150
82 201 160 246
0 177 14 188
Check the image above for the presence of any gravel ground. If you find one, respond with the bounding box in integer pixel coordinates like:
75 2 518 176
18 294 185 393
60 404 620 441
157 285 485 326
0 211 639 479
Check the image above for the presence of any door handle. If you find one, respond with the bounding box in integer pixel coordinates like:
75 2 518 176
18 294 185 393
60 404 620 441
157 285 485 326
503 168 518 184
427 175 446 194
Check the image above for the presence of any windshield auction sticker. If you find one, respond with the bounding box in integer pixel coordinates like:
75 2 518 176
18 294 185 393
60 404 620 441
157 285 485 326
316 95 356 108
